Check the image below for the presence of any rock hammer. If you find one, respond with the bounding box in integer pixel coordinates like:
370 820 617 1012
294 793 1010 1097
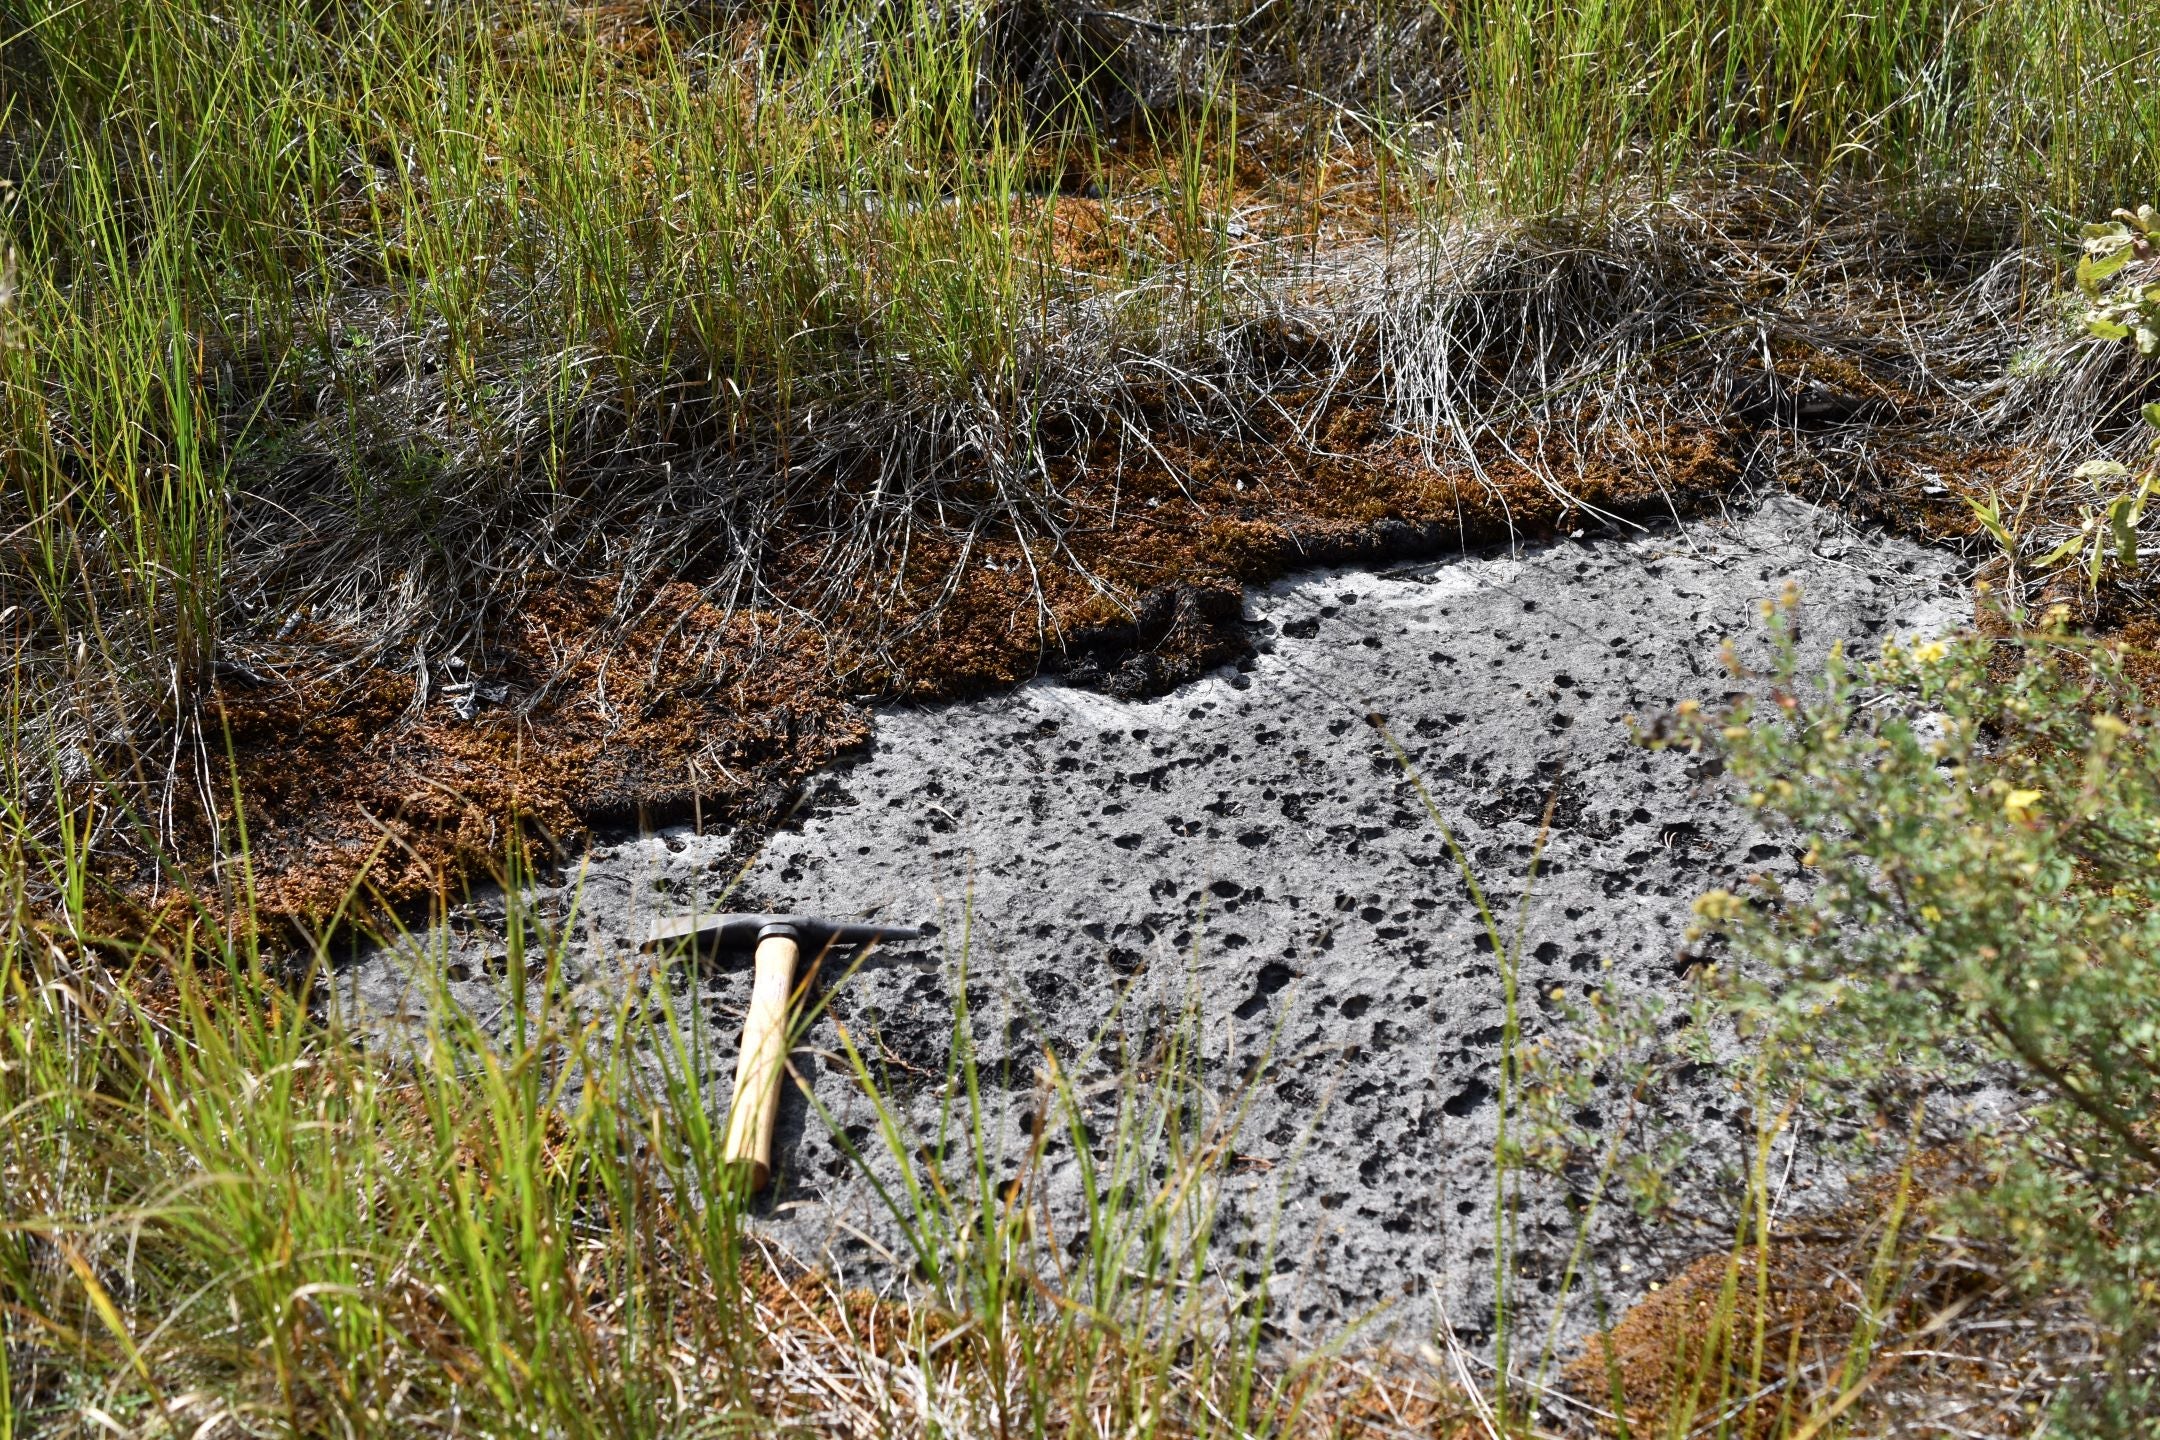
643 911 923 1193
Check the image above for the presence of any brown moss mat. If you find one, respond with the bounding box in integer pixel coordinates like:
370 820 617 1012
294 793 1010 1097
1561 1154 2106 1438
165 401 1735 930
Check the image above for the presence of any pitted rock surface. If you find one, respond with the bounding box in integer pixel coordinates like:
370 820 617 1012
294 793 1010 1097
345 496 1967 1345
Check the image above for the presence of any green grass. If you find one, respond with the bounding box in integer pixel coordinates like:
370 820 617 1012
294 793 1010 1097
1426 0 2160 216
2 0 2154 743
0 834 1357 1436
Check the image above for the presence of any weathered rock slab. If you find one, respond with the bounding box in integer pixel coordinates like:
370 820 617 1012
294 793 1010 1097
345 496 1967 1345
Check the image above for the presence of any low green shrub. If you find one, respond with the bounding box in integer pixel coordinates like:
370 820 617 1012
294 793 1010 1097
1656 605 2160 1433
2080 205 2160 354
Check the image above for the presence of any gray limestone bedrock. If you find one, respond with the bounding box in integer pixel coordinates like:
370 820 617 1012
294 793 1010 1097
346 495 1968 1345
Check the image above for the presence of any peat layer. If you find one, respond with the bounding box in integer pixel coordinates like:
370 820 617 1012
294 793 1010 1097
212 413 1740 922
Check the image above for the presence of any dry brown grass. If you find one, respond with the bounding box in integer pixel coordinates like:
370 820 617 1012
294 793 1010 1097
733 1252 1485 1440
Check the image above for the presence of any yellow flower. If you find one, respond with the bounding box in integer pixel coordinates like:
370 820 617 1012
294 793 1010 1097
1910 640 1947 665
1692 889 1745 922
2004 789 2043 823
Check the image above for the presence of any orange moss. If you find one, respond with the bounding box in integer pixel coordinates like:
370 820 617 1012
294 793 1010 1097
1568 1154 2040 1439
133 398 1735 933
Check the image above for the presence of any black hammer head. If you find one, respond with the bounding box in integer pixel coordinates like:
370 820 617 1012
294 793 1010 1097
641 911 924 954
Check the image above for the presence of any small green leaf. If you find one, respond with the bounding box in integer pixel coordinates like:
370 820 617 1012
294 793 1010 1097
2037 533 2087 568
2143 402 2160 431
1966 494 2015 553
2076 459 2132 482
2112 495 2139 569
2087 316 2133 342
2079 245 2135 294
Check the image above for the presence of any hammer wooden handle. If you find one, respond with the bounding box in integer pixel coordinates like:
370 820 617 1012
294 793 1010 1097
724 932 800 1193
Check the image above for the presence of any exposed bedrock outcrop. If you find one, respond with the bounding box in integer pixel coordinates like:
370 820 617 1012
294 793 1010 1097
347 495 1969 1347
